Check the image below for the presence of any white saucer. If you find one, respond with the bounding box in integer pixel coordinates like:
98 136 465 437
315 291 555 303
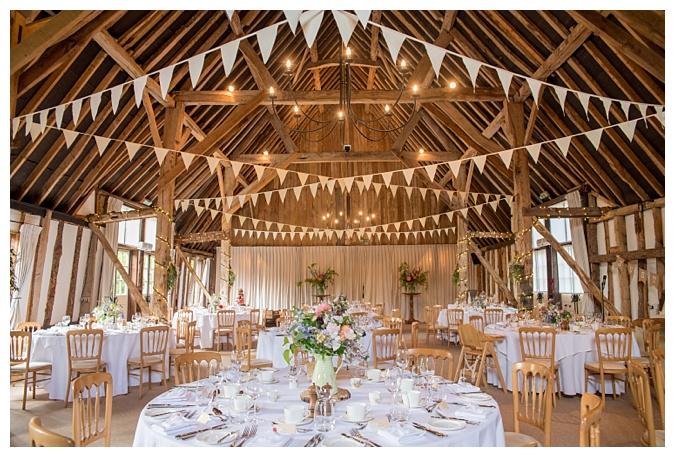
276 415 313 426
261 379 279 384
322 435 365 447
365 379 384 384
459 392 493 402
427 418 466 431
195 430 237 445
339 412 375 423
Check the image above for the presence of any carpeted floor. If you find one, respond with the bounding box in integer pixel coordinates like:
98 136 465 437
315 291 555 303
8 324 664 447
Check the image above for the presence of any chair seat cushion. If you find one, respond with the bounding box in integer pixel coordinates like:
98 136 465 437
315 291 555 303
584 361 627 372
169 348 186 356
11 361 52 371
128 355 164 365
504 431 542 447
72 360 106 371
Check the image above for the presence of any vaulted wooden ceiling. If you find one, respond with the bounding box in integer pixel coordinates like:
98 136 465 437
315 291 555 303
10 10 665 252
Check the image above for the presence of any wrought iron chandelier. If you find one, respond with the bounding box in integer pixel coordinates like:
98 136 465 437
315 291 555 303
270 45 419 146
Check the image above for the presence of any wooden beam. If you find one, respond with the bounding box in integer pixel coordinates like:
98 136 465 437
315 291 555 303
523 207 609 218
589 248 665 264
88 222 151 315
305 57 382 71
532 219 620 316
175 246 211 301
568 10 664 82
42 221 64 328
176 231 229 244
11 10 93 73
65 226 84 319
26 210 52 322
468 241 518 307
590 198 665 223
86 207 157 224
10 11 26 122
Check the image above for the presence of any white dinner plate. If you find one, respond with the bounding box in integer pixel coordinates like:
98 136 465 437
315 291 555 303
195 430 237 445
339 412 374 423
321 435 366 447
276 415 313 426
427 418 466 431
143 409 185 419
459 392 493 402
261 378 279 384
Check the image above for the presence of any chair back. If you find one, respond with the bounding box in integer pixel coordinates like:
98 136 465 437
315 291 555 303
17 321 42 332
350 311 368 326
391 308 401 319
139 325 170 362
410 321 419 349
237 319 252 328
250 309 261 327
235 326 254 370
458 323 483 351
627 359 657 446
216 309 236 329
652 347 665 427
605 315 631 327
447 308 464 326
595 327 632 367
407 348 454 379
10 330 31 365
518 327 556 365
579 393 603 446
174 351 222 385
66 329 105 372
29 417 75 447
371 328 400 368
72 372 113 446
484 308 504 325
512 361 554 447
424 307 436 329
175 309 194 323
371 304 384 317
469 315 484 333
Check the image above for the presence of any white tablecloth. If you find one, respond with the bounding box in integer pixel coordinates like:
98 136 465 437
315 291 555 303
437 305 517 327
31 325 175 401
173 309 250 349
132 366 505 447
484 324 641 396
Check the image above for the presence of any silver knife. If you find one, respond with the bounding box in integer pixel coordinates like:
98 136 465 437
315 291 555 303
304 434 320 447
432 415 480 426
341 433 368 446
313 434 325 447
412 422 447 437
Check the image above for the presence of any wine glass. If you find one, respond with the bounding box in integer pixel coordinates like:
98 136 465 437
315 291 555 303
420 356 436 393
395 348 409 370
384 367 402 398
131 312 141 329
389 390 410 429
62 315 71 327
244 377 264 423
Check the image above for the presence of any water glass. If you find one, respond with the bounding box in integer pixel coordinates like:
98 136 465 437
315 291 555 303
389 390 410 427
314 399 335 432
62 315 71 327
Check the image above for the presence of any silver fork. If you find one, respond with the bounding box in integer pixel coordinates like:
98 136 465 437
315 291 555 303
350 428 381 447
237 424 258 447
230 425 250 447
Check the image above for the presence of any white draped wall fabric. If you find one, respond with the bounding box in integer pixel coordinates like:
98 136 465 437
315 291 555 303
97 198 123 304
567 190 594 314
9 224 43 329
231 244 458 322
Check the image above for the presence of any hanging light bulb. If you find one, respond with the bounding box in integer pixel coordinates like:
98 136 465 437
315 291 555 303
346 47 352 58
263 150 269 156
228 85 234 92
269 87 275 95
449 81 457 89
286 59 291 70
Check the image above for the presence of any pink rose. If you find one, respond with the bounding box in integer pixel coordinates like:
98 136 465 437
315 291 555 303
340 325 355 340
406 275 411 281
316 303 332 315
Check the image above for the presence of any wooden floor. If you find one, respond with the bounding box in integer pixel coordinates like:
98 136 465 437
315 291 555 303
8 323 660 447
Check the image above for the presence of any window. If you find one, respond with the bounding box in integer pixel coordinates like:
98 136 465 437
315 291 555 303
114 250 130 296
532 250 548 292
531 213 582 295
142 254 155 297
557 245 583 293
117 204 156 249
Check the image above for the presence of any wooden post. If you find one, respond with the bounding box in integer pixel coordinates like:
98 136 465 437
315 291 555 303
651 206 665 314
533 220 619 316
176 246 211 302
152 103 184 319
634 210 647 319
42 221 64 327
65 226 83 318
26 210 52 322
216 163 235 302
88 223 151 315
613 216 632 316
10 11 25 131
468 242 518 307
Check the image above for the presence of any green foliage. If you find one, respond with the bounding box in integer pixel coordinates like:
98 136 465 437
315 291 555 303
398 262 429 292
228 269 236 287
166 263 178 291
509 257 524 284
296 263 338 293
452 266 460 286
10 248 18 296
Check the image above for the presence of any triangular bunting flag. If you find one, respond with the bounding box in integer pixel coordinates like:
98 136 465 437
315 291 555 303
231 161 244 178
278 188 287 202
381 27 406 64
94 136 110 156
460 208 468 218
577 92 591 118
449 160 462 178
619 119 638 142
159 65 175 100
195 205 204 216
343 176 355 192
419 188 428 200
310 183 319 198
585 129 603 150
110 84 123 114
284 11 302 34
254 165 266 181
181 201 189 212
277 168 288 185
475 204 483 216
318 175 329 187
154 147 170 165
473 155 486 173
553 86 568 113
382 172 393 187
462 57 482 88
297 172 309 186
238 195 246 207
215 198 221 209
393 222 401 231
424 164 438 181
526 78 542 105
356 181 365 194
490 200 499 212
29 123 41 142
332 10 358 46
637 103 649 118
432 214 440 225
373 182 382 196
71 99 82 126
206 156 220 175
600 97 612 121
554 136 572 157
256 23 279 64
272 232 278 240
405 186 413 199
433 189 441 200
526 144 542 163
299 10 324 49
390 185 399 198
362 174 373 189
225 213 232 223
293 186 303 200
181 152 195 170
174 200 180 211
25 114 33 136
226 10 235 21
250 194 258 206
134 75 148 107
90 92 102 121
499 149 514 169
620 100 632 119
264 192 273 205
39 110 48 133
237 215 246 225
496 68 513 96
220 40 239 76
355 10 371 28
63 129 79 148
188 53 205 88
426 43 446 79
12 117 19 139
402 168 415 185
326 180 336 194
336 230 344 239
55 105 65 129
265 221 272 230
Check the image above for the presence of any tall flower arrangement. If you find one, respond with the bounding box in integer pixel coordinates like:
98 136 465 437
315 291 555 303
398 262 429 293
93 295 124 323
539 299 572 324
297 263 338 295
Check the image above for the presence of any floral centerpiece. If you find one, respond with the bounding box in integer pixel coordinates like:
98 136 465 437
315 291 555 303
209 294 226 311
398 262 429 293
283 298 366 394
539 299 572 324
235 288 245 306
297 263 338 295
93 295 124 323
472 291 487 309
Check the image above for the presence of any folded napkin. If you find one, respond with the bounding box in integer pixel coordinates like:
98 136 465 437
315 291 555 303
447 382 481 394
247 432 292 447
454 404 491 421
377 425 426 445
151 413 200 436
157 388 195 405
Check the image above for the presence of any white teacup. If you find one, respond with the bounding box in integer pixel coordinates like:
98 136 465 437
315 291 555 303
284 404 306 424
259 368 275 383
232 394 252 412
346 402 369 421
368 390 381 405
267 388 279 401
399 377 415 392
350 377 362 388
366 369 382 382
403 390 422 408
221 382 240 399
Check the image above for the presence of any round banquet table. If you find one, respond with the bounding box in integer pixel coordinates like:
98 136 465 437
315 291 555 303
132 366 505 447
30 324 175 401
436 305 517 343
173 308 250 349
484 323 641 396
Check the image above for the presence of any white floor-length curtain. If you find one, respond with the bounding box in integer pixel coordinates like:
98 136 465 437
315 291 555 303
231 244 457 322
10 224 43 329
97 197 123 304
567 190 594 314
